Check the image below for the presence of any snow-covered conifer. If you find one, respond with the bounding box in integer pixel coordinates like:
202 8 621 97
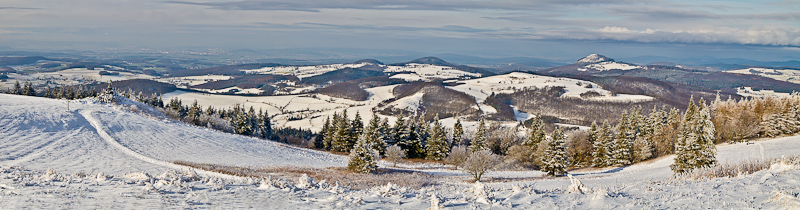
541 128 568 176
348 133 379 173
425 115 449 160
672 97 717 174
316 116 331 149
523 114 546 152
592 121 612 167
452 118 464 146
365 113 386 155
470 118 488 152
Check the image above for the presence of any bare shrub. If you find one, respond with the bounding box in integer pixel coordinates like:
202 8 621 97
506 145 535 168
445 145 469 169
385 145 406 167
651 125 679 157
461 149 501 182
566 130 592 167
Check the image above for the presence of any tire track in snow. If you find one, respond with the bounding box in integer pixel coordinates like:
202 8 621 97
80 109 243 180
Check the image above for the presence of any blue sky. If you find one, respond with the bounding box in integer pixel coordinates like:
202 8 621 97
0 0 798 60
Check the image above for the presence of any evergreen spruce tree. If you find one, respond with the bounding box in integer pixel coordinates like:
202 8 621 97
230 104 251 135
258 109 274 140
401 116 424 158
99 83 115 103
378 117 391 147
12 81 21 95
347 132 379 173
425 115 449 160
351 112 364 140
365 113 386 155
22 82 35 96
246 107 258 137
470 118 488 152
588 121 599 145
324 115 338 150
416 114 430 149
523 114 546 151
671 97 717 174
542 128 568 176
610 111 633 166
389 116 407 146
187 100 202 125
331 111 354 152
315 117 330 149
694 99 718 167
452 118 464 146
592 121 612 167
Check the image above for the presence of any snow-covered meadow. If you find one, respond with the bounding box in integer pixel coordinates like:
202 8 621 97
3 93 800 208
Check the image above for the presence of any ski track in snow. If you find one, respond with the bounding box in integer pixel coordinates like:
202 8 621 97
80 109 242 180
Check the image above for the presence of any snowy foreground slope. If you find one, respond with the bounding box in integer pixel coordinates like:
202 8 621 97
2 94 800 209
0 94 346 176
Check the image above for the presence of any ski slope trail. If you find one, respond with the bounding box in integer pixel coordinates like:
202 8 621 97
0 94 346 176
79 109 242 179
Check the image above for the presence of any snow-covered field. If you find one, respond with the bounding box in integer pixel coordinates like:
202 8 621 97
2 93 800 209
448 72 653 102
386 63 481 81
579 61 640 71
737 87 791 98
0 68 154 89
162 72 654 133
244 63 369 78
727 67 800 84
162 85 400 132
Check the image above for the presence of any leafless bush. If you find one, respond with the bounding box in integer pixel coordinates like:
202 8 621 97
566 130 592 167
506 145 535 168
461 149 501 182
445 145 469 169
385 145 406 167
680 155 800 180
173 161 437 190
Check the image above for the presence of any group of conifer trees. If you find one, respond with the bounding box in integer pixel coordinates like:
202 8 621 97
317 112 467 173
516 97 717 176
95 85 279 142
7 81 39 96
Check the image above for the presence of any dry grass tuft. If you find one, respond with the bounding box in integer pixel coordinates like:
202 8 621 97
681 155 800 180
173 161 438 190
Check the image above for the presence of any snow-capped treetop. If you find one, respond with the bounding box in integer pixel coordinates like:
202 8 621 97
576 54 613 64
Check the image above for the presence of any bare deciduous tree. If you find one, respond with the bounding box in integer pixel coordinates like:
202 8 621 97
385 145 406 167
445 145 469 169
461 149 501 182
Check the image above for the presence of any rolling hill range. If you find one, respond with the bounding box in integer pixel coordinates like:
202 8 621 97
539 54 800 94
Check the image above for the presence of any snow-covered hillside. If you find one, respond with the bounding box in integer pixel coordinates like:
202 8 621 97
238 62 481 82
448 72 652 102
3 93 800 209
244 63 370 78
576 54 612 64
0 94 347 176
573 54 641 72
727 67 800 84
386 63 481 81
579 61 640 71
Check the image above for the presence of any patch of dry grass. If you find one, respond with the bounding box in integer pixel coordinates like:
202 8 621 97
681 155 800 180
173 161 438 190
